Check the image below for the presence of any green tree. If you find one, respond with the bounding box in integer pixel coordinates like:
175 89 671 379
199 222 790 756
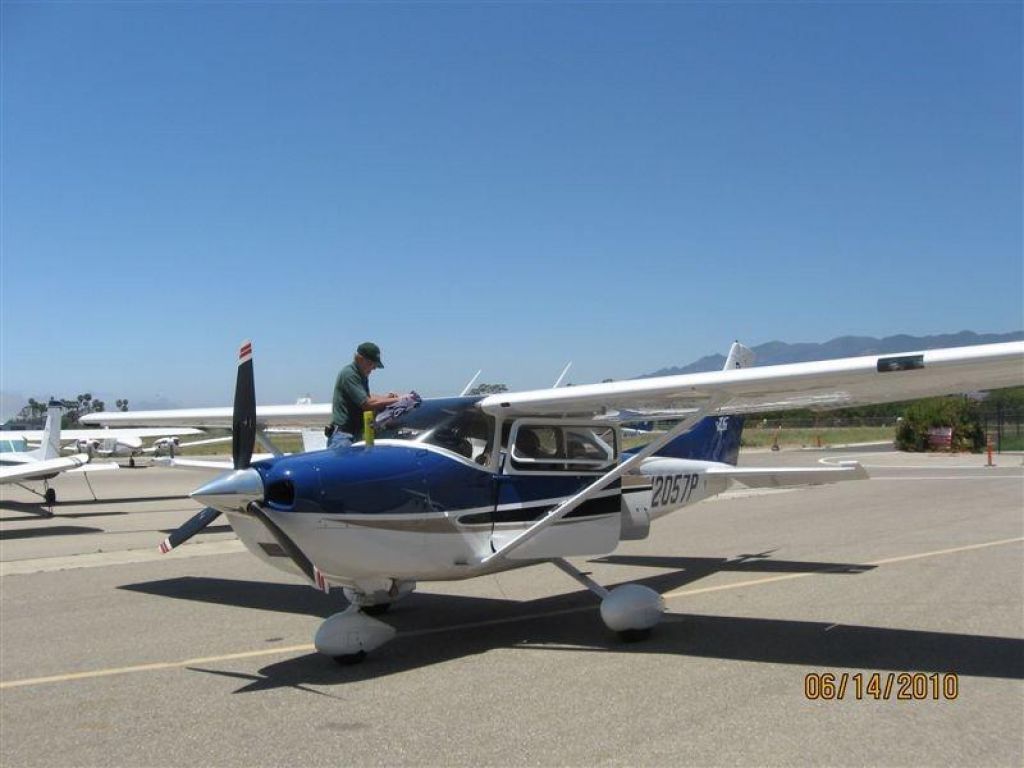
895 396 985 452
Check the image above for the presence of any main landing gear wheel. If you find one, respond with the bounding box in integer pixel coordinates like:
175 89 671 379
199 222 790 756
552 559 665 641
617 627 653 643
599 584 665 639
44 488 56 505
129 457 136 468
331 651 367 666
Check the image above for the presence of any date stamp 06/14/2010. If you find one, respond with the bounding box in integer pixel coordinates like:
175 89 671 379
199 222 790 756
804 672 959 701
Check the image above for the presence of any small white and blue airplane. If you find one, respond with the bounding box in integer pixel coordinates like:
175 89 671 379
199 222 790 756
1 402 119 504
82 339 1024 662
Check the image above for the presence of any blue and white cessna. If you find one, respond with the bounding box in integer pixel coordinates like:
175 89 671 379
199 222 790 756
84 339 1024 662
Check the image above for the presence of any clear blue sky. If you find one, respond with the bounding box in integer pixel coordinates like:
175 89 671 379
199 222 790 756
2 1 1021 416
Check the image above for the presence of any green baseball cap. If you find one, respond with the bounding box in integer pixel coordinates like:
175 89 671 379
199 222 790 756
356 342 384 367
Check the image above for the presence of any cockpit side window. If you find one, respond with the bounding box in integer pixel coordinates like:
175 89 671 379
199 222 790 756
508 421 618 473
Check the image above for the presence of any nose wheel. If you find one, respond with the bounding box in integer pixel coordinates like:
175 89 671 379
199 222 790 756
315 604 397 664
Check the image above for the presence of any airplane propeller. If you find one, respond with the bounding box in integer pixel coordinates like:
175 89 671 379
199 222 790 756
232 340 256 471
159 506 222 554
159 340 258 554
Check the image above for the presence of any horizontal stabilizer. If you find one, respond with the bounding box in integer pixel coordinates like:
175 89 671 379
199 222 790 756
0 454 89 482
706 461 868 488
66 462 120 475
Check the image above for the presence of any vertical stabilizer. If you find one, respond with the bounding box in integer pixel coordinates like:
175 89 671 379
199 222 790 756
724 341 755 371
40 401 64 460
634 341 756 465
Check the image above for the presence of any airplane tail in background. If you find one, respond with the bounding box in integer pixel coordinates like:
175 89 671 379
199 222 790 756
40 401 64 460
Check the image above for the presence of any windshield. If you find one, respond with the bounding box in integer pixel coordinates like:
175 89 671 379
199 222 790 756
374 396 494 462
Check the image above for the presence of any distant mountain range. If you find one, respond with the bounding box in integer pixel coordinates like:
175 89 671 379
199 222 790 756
642 331 1024 378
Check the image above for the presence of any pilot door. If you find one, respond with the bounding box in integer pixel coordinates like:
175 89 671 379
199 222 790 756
489 420 623 559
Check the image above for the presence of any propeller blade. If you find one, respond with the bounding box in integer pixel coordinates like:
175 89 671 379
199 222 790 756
158 507 222 553
232 340 256 470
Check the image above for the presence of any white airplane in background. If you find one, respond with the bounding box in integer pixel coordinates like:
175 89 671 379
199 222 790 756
8 425 206 467
82 338 1024 664
1 402 119 505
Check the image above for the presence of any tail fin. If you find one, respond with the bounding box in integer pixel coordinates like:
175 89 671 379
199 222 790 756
646 414 745 464
40 401 64 460
639 341 754 466
723 340 755 370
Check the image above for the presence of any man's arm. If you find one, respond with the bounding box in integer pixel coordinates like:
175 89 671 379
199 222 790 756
361 394 400 412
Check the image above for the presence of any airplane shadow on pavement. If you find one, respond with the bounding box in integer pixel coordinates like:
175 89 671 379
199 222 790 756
0 524 105 540
120 553 1024 694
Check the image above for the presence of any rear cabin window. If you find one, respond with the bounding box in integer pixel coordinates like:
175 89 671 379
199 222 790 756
0 438 28 453
509 423 617 472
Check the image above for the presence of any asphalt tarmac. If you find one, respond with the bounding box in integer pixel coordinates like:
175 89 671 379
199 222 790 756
1 448 1022 767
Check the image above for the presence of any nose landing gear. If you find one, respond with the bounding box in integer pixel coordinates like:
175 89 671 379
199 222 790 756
315 604 397 665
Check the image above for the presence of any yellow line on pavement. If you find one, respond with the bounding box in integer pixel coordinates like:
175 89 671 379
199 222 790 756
0 644 314 690
663 536 1024 599
3 535 1022 690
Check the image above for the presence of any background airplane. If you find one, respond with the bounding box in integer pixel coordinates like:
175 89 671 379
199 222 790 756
0 402 118 505
6 426 205 467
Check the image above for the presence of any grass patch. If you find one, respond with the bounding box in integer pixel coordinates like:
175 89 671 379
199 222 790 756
742 426 894 448
993 434 1024 452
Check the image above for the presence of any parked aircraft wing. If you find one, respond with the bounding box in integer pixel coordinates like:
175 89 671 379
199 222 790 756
6 427 204 442
0 454 91 482
80 403 332 429
153 453 277 471
479 342 1024 419
65 462 120 474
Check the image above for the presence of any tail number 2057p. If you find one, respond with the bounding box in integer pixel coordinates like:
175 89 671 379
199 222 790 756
650 473 700 508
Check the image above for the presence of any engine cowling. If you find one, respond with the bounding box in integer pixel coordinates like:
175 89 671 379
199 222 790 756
75 439 98 456
152 437 180 455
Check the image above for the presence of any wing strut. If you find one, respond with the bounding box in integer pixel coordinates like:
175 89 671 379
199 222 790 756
476 398 723 566
255 430 284 457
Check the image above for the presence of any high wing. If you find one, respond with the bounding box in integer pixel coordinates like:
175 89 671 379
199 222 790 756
479 342 1024 419
153 452 278 471
11 427 206 441
79 403 331 429
0 454 91 482
476 341 1023 566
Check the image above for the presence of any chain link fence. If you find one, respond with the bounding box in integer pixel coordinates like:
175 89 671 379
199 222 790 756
980 404 1024 452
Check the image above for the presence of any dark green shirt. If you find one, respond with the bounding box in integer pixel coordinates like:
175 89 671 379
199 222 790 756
332 362 370 436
